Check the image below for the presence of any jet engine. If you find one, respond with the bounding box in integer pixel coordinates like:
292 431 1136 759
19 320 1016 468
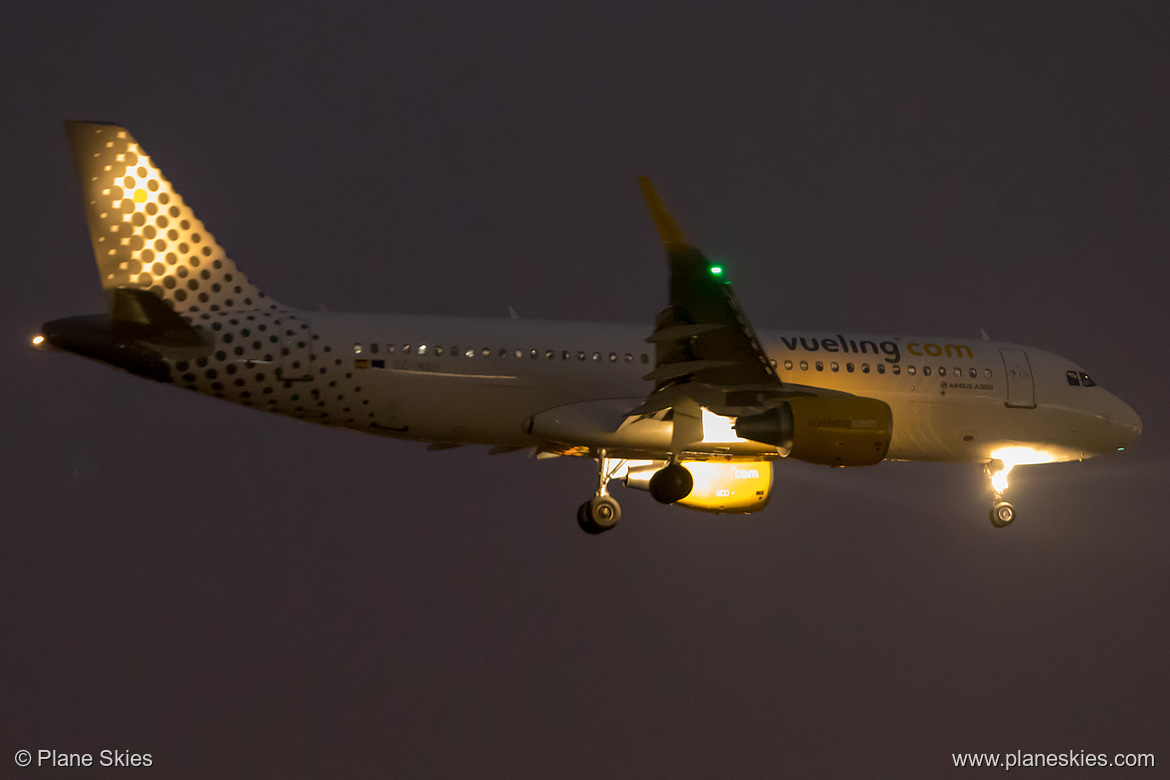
625 460 773 514
734 395 892 467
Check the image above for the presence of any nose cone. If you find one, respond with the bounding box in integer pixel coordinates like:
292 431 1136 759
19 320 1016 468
1105 394 1142 451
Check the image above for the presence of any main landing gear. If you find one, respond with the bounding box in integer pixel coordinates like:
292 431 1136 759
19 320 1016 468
577 449 623 535
985 459 1016 528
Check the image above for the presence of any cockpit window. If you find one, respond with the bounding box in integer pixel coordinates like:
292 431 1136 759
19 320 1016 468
1079 372 1096 387
1066 370 1080 386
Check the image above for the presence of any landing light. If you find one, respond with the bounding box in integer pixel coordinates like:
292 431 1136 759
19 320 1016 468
31 335 44 347
700 408 747 444
988 445 1061 493
989 446 1061 468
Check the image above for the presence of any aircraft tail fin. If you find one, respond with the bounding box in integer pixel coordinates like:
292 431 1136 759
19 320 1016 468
65 121 271 314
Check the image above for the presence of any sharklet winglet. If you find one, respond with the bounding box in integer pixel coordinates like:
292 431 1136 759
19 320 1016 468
637 176 689 249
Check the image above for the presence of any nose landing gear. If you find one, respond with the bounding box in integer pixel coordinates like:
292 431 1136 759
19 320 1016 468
577 449 623 535
985 459 1017 528
990 499 1016 528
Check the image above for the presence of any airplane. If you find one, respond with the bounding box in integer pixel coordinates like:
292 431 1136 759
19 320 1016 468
34 122 1142 534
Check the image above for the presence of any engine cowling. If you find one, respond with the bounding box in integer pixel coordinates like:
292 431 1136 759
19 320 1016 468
625 460 773 514
734 395 892 467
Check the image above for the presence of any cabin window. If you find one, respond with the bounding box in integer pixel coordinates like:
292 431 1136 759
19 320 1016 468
1079 372 1096 387
592 352 601 361
861 363 869 374
800 360 808 371
402 344 412 354
923 366 932 376
907 365 916 376
417 345 428 355
484 348 493 358
846 362 855 373
984 368 992 379
562 350 570 360
370 343 378 354
830 362 839 372
876 363 884 374
969 368 977 379
624 353 633 363
641 354 649 364
541 350 551 359
609 353 617 362
498 348 508 358
353 343 363 354
815 361 824 371
783 359 793 370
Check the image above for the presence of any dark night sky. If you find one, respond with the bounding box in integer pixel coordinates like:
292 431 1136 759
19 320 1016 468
3 2 1169 776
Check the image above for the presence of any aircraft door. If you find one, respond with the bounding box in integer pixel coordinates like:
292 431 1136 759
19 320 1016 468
276 314 313 382
999 348 1035 408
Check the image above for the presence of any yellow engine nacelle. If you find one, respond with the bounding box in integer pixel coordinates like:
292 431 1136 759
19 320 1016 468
734 395 892 467
787 395 892 466
625 460 774 514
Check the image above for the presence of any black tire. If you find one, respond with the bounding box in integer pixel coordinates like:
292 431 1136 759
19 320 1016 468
989 501 1016 528
577 496 620 534
577 501 594 532
590 495 621 528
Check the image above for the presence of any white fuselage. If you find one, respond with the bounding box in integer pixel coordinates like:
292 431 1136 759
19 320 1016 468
167 308 1141 468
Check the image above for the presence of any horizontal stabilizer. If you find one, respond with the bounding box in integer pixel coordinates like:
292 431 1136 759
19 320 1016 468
109 288 204 346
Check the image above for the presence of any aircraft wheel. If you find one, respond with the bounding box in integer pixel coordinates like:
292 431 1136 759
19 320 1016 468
649 463 694 504
989 501 1016 528
577 496 620 535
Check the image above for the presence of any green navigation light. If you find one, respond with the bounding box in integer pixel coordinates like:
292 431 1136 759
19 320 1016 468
709 265 723 276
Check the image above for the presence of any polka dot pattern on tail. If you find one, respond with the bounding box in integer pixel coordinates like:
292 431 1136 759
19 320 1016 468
66 122 266 314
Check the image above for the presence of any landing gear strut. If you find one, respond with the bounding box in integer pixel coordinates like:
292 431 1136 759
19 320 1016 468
577 449 622 535
985 459 1017 528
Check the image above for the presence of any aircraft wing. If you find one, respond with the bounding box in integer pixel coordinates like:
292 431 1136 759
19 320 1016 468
631 178 821 423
